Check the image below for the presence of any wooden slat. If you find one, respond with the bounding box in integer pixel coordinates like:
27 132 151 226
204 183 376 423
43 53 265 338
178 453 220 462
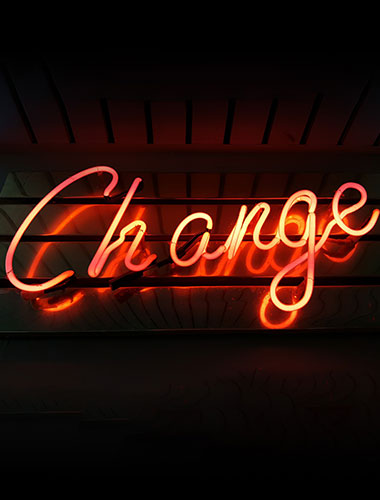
157 173 187 234
6 62 68 143
230 100 271 145
45 63 107 144
192 101 228 144
62 98 108 144
219 173 255 236
307 77 369 146
344 78 380 146
0 69 30 144
108 100 146 145
151 101 186 144
268 91 316 145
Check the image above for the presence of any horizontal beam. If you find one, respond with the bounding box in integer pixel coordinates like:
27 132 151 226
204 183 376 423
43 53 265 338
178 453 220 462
1 196 379 205
1 147 380 173
1 276 380 289
0 233 379 242
2 328 380 338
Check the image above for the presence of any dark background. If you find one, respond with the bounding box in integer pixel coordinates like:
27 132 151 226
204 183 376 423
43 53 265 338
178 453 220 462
1 50 380 479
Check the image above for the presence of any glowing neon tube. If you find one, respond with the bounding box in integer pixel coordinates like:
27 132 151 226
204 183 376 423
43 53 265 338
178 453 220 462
170 213 213 267
5 166 118 292
269 184 379 312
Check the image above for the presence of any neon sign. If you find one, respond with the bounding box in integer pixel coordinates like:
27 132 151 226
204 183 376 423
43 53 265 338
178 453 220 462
4 166 379 328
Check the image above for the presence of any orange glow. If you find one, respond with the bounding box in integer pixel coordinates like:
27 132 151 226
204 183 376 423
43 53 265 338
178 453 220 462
6 169 378 321
97 206 148 293
259 291 298 329
245 214 306 275
170 212 213 267
245 244 276 274
6 166 118 292
32 291 85 312
88 177 156 277
27 205 91 278
270 190 317 312
317 202 359 264
323 245 357 263
26 205 93 311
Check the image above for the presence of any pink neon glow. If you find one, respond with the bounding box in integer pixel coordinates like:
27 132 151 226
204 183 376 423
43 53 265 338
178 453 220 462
5 166 118 292
6 169 378 321
97 207 147 293
332 182 380 236
88 177 156 276
26 205 92 311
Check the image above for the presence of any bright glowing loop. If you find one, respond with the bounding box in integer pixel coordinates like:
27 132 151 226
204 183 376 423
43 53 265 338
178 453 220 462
6 166 118 292
6 166 157 292
6 167 379 324
269 184 379 312
259 291 298 329
270 190 317 312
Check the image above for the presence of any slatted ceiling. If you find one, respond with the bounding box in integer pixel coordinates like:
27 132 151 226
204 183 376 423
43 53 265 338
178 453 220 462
283 173 322 195
13 171 57 197
316 172 359 197
0 69 30 144
0 173 23 197
191 101 228 144
108 100 146 144
230 100 271 145
6 62 68 144
63 99 108 144
223 174 254 196
83 171 111 198
151 101 186 144
215 174 252 237
306 78 369 146
355 173 380 198
45 62 110 144
35 243 88 279
47 171 105 197
0 208 18 233
268 91 316 145
190 173 220 232
253 173 289 197
343 80 380 146
125 173 162 234
157 173 187 234
191 174 220 197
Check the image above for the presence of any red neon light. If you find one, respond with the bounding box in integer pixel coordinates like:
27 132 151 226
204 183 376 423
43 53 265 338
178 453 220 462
259 291 298 329
5 167 379 322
